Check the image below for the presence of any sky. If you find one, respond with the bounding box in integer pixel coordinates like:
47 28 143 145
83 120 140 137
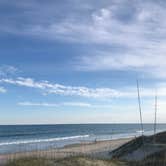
0 0 166 124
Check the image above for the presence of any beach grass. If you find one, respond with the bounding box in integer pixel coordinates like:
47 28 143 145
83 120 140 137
6 156 126 166
6 155 166 166
6 157 53 166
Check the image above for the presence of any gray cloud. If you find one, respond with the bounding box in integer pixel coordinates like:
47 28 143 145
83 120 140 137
1 0 166 78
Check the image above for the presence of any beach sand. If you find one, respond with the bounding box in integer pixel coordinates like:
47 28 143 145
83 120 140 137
0 137 132 165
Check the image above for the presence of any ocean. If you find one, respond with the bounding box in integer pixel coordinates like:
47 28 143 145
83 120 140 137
0 124 166 154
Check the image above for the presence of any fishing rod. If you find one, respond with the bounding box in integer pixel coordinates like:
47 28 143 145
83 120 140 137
153 91 157 144
136 80 146 159
136 80 144 137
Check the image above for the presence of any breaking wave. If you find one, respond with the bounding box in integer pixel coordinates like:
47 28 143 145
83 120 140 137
0 135 90 146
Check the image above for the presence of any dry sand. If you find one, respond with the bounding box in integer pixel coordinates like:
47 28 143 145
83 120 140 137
0 138 132 165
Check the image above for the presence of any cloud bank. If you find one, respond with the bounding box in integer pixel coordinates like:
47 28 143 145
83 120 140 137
1 0 166 78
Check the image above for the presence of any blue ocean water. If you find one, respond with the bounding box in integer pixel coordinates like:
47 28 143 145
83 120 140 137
0 124 166 154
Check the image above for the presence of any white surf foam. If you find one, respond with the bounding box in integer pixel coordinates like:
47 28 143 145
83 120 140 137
0 135 90 146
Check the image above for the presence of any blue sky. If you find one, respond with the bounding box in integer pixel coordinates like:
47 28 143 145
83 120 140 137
0 0 166 124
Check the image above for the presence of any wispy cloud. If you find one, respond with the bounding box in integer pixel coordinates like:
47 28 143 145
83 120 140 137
0 65 18 77
76 50 166 78
18 102 58 107
0 77 127 98
17 101 130 109
63 102 92 107
1 76 166 99
18 101 92 107
0 87 7 93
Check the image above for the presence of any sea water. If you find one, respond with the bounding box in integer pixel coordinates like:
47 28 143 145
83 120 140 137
0 124 166 154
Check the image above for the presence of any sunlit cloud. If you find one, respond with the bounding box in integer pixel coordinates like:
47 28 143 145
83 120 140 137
18 101 92 108
0 77 128 98
0 77 166 99
63 102 92 107
18 102 58 107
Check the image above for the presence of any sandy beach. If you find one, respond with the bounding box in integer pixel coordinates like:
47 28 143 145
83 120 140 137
0 137 132 165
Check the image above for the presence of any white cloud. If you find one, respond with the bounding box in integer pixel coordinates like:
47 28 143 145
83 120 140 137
1 77 166 99
76 50 166 78
18 102 58 107
0 87 7 93
0 65 18 76
18 101 92 108
0 77 130 98
15 99 166 123
63 102 92 107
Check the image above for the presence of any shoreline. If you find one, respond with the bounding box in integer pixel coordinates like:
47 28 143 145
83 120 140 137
0 137 133 164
